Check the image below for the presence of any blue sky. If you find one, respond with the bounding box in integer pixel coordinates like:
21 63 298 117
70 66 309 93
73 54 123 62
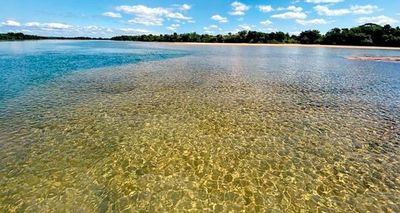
0 0 399 37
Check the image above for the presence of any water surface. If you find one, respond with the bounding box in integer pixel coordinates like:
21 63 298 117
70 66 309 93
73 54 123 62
0 40 186 101
0 41 399 212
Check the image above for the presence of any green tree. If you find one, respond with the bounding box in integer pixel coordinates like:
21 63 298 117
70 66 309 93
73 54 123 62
298 30 322 44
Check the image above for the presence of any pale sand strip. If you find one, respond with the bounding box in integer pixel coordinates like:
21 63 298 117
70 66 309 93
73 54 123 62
347 56 400 62
160 42 400 51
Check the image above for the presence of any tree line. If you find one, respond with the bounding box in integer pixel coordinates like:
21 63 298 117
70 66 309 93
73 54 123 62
0 32 104 41
2 24 400 47
0 32 45 40
112 24 400 47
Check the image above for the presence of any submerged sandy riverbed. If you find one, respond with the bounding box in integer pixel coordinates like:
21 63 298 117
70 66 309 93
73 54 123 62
1 43 399 212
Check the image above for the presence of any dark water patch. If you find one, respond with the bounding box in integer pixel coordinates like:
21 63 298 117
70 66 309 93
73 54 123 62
0 40 188 102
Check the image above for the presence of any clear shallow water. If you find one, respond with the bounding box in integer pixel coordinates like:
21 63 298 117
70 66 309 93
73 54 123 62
0 41 399 212
0 40 187 101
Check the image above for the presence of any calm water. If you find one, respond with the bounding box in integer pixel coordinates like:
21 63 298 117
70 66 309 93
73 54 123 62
0 41 399 212
0 40 187 102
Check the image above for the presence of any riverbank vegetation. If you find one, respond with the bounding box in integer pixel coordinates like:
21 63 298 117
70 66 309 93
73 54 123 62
112 24 400 47
0 32 104 41
2 24 400 47
0 33 45 40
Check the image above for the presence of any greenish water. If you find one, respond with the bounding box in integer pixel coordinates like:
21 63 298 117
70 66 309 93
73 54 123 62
0 40 186 101
0 41 399 212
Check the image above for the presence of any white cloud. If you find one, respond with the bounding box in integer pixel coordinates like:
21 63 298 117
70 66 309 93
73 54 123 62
1 20 21 27
75 26 115 36
119 28 151 34
179 4 191 11
22 22 73 30
260 20 273 26
272 11 307 19
203 25 218 30
203 25 220 31
358 16 398 26
289 31 302 36
25 22 41 27
305 0 343 3
23 22 113 36
128 16 164 26
271 6 306 19
83 25 113 34
229 1 250 16
296 18 327 25
315 5 379 16
258 5 273 13
117 5 166 16
238 24 252 31
102 12 122 18
21 29 32 33
43 23 72 29
350 5 379 15
203 25 222 34
211 15 228 23
277 6 303 12
287 6 303 12
166 13 191 20
116 5 192 26
3 20 122 37
167 24 180 31
314 5 351 16
263 27 278 32
84 25 102 31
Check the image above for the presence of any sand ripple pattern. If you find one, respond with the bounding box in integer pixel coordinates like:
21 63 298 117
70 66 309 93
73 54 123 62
1 46 400 212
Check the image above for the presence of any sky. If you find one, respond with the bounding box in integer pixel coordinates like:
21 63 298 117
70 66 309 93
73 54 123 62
0 0 399 37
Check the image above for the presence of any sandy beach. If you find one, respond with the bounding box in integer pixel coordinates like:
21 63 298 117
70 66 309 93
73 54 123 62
163 42 400 51
347 56 400 62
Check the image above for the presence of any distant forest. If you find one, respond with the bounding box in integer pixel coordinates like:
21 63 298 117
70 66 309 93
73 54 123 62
112 24 400 47
2 24 400 47
0 32 104 41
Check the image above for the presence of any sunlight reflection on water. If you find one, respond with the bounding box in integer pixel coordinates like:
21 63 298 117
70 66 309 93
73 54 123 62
0 42 399 212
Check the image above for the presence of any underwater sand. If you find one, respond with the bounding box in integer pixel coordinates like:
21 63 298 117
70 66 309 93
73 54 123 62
1 43 400 212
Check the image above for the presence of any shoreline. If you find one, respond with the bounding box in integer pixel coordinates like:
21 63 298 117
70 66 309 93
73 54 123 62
2 39 400 51
347 56 400 62
162 42 400 50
